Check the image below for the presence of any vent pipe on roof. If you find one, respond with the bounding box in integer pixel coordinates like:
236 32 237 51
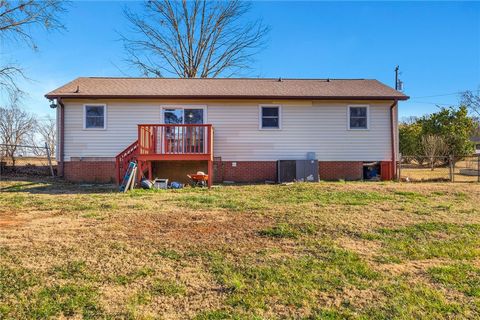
278 77 282 82
74 85 80 93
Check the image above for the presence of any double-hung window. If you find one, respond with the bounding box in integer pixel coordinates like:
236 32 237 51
348 105 369 130
260 105 281 129
84 104 106 129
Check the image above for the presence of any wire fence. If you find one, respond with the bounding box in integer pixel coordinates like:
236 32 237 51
0 143 56 178
398 154 480 183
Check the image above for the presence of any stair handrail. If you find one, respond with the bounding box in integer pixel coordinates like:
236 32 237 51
115 140 139 184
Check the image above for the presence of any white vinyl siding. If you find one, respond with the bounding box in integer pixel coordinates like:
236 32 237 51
63 101 161 159
61 100 394 161
209 101 391 161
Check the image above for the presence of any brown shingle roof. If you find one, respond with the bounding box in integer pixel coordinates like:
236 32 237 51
45 77 409 100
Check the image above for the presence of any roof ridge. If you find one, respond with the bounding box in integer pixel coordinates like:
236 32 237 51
45 77 409 100
79 77 369 81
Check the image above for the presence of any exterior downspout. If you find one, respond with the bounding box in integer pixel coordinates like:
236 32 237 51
390 100 398 180
58 98 65 177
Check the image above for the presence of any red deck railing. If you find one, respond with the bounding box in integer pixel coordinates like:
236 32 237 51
115 140 139 183
138 124 213 158
116 124 213 185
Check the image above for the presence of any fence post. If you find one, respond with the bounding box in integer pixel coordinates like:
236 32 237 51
398 153 402 182
45 142 55 177
478 155 480 183
449 155 454 182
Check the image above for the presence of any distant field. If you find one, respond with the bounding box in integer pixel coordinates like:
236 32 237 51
400 159 479 183
0 157 57 166
1 179 479 319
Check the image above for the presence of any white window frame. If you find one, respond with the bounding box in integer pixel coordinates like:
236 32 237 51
83 104 107 130
347 105 370 130
259 104 282 130
160 105 207 124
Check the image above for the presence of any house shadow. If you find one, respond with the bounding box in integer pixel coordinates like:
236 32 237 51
0 176 117 195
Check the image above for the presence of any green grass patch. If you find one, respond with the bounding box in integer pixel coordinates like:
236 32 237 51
370 222 480 261
365 279 464 319
21 284 102 319
194 309 258 320
176 191 267 211
428 263 480 297
51 260 91 280
258 223 299 239
0 265 37 299
125 290 152 318
208 245 378 311
150 278 186 297
155 248 182 261
393 190 427 199
259 222 317 239
272 185 391 206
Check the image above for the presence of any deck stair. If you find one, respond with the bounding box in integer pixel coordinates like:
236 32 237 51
115 140 139 183
115 124 214 187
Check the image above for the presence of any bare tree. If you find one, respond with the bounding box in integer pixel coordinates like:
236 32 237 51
462 89 480 117
0 91 37 167
0 0 67 94
421 134 448 171
30 116 56 157
122 0 269 78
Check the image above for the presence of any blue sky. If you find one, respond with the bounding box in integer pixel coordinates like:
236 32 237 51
4 1 480 120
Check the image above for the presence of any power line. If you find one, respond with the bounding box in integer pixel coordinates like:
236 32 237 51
410 88 480 99
407 100 453 106
411 92 463 99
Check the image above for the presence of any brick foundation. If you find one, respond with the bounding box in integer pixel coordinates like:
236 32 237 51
64 161 116 183
217 161 277 183
318 161 363 181
62 160 372 184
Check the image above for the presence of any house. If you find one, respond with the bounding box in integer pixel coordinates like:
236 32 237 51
45 77 409 185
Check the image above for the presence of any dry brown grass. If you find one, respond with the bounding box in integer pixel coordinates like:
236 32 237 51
1 178 479 319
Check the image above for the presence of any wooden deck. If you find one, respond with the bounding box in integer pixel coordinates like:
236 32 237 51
116 124 214 187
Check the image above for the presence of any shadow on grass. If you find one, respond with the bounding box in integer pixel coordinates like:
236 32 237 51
0 177 116 195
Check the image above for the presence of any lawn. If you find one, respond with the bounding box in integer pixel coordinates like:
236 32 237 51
1 178 480 319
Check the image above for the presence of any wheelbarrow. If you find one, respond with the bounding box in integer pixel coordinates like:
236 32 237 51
187 172 209 187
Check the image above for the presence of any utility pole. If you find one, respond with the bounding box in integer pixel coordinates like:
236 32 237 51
395 65 399 90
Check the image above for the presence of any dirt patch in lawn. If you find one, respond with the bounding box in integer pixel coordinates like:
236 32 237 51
0 213 27 229
0 216 25 228
117 209 278 253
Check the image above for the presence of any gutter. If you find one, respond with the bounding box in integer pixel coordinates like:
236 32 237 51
58 98 65 177
45 94 410 101
390 100 398 180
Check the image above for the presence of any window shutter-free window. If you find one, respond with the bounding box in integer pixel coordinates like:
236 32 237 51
184 109 204 124
349 106 368 129
163 108 204 124
85 105 106 129
261 106 280 129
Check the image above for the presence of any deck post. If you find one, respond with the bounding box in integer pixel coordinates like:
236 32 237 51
208 159 213 188
148 161 153 181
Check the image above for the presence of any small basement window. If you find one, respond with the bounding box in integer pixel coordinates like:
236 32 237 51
84 105 106 129
363 162 380 181
348 105 369 130
260 105 281 129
